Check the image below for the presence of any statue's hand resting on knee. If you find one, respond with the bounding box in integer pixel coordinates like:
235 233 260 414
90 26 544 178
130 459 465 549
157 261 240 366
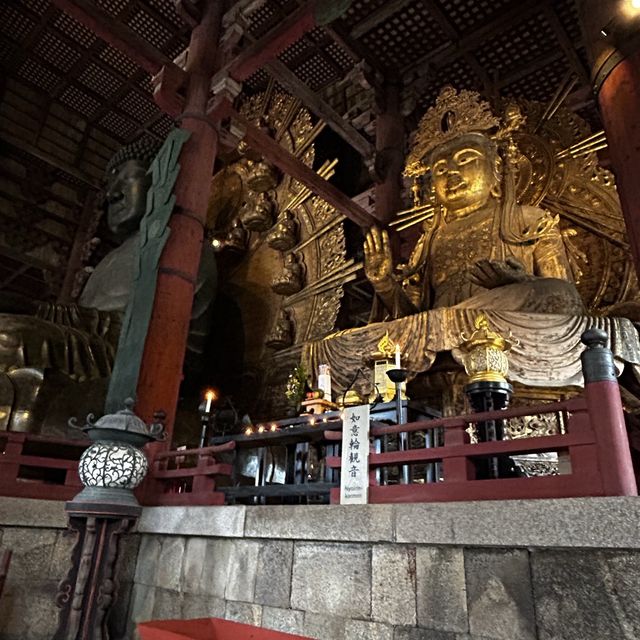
467 257 532 290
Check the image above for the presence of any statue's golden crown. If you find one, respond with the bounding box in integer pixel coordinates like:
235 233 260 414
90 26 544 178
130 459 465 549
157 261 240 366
404 86 502 178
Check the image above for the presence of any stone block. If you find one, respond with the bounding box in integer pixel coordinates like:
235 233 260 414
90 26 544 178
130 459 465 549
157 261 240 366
154 537 185 591
129 583 156 624
0 527 58 582
225 600 263 626
201 538 234 598
117 533 141 584
49 529 77 580
152 587 184 620
138 506 246 537
345 619 394 640
0 581 62 640
464 549 535 640
394 629 456 640
394 498 640 549
0 497 67 529
181 594 226 618
109 581 133 640
291 542 371 619
134 535 162 586
254 540 294 608
303 612 346 640
531 549 640 640
262 606 305 635
416 547 468 633
182 537 207 594
225 539 261 602
372 545 417 625
245 505 394 542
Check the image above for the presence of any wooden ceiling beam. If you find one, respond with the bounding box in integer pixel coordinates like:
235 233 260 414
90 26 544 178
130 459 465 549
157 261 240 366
496 50 565 89
349 0 414 40
404 0 549 77
542 5 590 82
326 22 390 75
417 0 494 94
221 1 325 82
230 107 376 227
50 0 184 78
2 136 99 189
0 265 34 291
0 245 58 273
264 58 374 158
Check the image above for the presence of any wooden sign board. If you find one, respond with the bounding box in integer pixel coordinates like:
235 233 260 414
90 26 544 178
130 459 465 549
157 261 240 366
340 404 370 504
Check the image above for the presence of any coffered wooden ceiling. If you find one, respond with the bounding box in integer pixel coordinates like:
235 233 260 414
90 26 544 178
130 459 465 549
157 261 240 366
0 0 596 302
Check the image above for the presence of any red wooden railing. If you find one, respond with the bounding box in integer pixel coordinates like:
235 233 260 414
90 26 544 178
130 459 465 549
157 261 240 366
140 441 234 506
0 333 634 507
0 431 85 501
325 377 638 504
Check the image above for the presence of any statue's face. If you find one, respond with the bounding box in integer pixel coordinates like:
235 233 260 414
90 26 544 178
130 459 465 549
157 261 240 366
430 135 498 216
105 159 150 239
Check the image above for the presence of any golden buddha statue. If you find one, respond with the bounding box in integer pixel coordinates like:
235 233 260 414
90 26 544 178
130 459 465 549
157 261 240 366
271 253 304 295
304 86 640 426
266 209 298 251
0 138 217 434
364 87 585 319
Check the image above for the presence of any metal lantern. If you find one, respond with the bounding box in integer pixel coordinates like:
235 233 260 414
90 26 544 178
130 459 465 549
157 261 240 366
70 398 165 507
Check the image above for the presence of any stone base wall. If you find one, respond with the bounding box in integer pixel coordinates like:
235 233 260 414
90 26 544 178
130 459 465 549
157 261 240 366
2 497 640 640
125 499 640 640
0 498 70 640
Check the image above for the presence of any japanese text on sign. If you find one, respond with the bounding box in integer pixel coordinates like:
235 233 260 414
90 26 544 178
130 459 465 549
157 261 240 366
340 404 370 504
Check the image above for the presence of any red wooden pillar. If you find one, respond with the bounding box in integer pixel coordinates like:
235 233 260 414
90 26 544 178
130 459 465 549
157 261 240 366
136 2 224 445
578 0 640 279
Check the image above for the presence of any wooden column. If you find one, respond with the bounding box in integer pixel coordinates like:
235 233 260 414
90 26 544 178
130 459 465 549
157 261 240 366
58 191 97 304
374 77 405 225
578 0 640 279
135 1 223 442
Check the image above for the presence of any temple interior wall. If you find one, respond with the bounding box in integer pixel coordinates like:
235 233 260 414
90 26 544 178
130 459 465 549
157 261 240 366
1 498 640 640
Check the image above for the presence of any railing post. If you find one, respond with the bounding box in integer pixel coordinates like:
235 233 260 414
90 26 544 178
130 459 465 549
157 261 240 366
581 328 637 496
442 422 475 482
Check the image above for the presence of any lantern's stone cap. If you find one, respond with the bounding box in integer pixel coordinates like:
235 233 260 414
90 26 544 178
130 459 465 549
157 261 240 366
69 398 165 445
92 398 149 435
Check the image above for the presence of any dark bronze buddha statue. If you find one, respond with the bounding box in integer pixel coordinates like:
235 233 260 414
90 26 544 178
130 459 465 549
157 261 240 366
0 138 216 434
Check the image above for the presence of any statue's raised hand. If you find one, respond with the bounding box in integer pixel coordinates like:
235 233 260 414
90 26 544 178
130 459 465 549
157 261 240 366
467 257 530 290
364 227 394 285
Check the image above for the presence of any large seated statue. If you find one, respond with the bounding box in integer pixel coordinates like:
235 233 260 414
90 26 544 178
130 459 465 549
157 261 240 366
304 87 640 414
364 87 585 318
0 138 216 434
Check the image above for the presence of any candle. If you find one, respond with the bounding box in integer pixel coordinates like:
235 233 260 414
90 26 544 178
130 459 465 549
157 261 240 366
204 389 215 413
395 343 401 368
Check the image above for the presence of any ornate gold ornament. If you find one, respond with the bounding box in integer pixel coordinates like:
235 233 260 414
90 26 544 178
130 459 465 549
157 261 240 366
459 314 517 384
